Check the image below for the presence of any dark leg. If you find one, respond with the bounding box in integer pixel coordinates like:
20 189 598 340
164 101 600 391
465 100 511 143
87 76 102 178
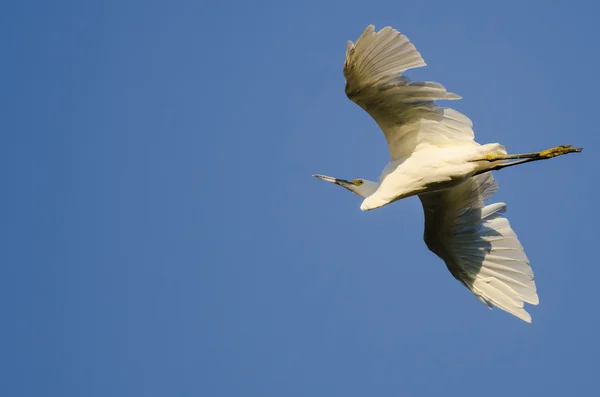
472 145 582 176
475 145 582 162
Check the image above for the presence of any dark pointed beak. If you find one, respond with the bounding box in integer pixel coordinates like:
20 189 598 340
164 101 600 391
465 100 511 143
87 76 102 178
313 174 353 188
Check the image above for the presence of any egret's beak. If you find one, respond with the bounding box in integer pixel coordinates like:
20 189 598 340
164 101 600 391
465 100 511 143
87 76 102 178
313 174 354 189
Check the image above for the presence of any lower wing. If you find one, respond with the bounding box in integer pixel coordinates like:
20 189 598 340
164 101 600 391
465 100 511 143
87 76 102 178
419 173 539 322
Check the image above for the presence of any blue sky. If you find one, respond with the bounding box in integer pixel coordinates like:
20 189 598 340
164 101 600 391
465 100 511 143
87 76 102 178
2 0 599 396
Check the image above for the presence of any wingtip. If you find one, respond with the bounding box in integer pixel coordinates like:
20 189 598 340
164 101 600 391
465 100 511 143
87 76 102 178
362 24 375 35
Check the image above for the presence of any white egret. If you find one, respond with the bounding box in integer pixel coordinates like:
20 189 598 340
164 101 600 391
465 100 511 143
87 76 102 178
314 25 581 322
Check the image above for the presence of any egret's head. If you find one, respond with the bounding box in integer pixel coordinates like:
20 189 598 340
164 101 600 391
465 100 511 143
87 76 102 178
313 174 378 198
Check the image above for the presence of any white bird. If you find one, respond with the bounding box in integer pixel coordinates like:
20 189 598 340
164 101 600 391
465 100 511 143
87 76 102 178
314 25 581 322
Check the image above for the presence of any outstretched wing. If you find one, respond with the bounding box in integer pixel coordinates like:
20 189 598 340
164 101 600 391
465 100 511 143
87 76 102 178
345 25 477 161
419 173 539 322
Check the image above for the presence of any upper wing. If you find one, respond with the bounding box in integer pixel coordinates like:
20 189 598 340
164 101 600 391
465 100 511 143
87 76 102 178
419 173 539 322
345 25 477 161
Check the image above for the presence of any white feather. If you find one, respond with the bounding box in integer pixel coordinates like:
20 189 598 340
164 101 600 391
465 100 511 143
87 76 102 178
419 173 539 322
344 25 473 161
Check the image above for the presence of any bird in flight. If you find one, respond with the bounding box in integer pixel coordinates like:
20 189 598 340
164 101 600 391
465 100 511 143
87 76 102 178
314 25 581 322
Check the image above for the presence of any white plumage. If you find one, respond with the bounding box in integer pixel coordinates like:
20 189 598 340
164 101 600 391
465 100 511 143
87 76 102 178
314 25 581 322
420 173 537 322
344 26 476 162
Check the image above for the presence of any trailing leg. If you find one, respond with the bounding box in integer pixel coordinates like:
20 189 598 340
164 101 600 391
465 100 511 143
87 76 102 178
473 145 582 176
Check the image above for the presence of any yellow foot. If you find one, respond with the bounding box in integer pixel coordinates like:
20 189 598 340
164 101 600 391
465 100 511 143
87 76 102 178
539 145 583 159
483 153 501 161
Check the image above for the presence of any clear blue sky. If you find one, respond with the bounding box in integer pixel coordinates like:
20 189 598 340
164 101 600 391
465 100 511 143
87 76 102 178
2 0 599 396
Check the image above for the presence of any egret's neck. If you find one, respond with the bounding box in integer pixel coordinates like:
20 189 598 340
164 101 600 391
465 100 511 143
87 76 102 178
350 180 379 198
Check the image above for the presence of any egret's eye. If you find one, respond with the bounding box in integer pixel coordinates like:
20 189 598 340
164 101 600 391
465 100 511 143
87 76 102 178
353 179 363 186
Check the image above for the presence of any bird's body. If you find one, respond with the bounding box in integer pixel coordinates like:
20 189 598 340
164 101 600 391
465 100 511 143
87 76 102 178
314 25 581 322
360 142 505 211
